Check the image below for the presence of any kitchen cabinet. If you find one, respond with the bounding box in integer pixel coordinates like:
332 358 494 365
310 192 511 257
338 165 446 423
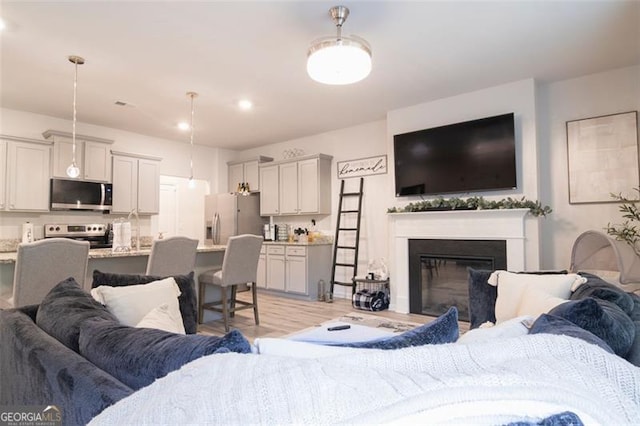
43 129 113 182
266 245 286 291
259 164 280 215
256 246 267 288
259 154 332 216
261 242 332 300
0 135 51 212
227 156 273 193
111 151 161 214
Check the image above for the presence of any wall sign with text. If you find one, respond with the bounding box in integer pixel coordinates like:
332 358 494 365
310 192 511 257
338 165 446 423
337 155 388 179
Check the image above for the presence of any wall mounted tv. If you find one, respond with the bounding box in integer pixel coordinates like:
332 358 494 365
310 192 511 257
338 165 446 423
393 113 517 197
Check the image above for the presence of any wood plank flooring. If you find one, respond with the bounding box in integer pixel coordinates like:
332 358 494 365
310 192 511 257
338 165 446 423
198 290 468 342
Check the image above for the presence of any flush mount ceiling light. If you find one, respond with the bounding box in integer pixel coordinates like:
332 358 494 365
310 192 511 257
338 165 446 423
186 91 198 188
307 5 372 85
66 55 85 178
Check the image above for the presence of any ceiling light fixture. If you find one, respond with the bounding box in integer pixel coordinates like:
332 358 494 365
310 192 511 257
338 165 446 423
307 5 372 85
66 55 85 178
186 91 198 188
238 99 253 111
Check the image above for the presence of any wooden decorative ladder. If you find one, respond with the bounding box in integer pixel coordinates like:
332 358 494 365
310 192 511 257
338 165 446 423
330 177 364 297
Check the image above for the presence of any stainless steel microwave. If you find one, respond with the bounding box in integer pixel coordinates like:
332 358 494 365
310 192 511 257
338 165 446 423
50 179 113 212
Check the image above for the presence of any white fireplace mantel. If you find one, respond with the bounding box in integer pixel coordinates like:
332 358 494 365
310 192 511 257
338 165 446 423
388 209 536 313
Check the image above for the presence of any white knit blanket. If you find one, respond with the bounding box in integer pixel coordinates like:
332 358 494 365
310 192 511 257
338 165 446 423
90 334 640 425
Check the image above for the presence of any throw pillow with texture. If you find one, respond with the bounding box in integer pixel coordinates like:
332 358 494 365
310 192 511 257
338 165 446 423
529 313 614 354
488 271 584 323
35 277 118 352
331 306 459 349
572 272 635 315
92 270 197 334
467 269 570 329
548 297 635 357
91 278 185 334
136 303 186 334
78 319 251 391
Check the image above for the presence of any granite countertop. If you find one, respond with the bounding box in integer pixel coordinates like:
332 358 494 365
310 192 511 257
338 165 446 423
0 244 226 264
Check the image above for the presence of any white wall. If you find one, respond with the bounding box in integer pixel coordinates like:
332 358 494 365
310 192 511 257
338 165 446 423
387 79 541 270
538 65 640 269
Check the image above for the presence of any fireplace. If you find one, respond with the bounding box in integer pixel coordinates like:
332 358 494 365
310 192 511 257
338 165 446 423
388 209 538 314
408 239 507 321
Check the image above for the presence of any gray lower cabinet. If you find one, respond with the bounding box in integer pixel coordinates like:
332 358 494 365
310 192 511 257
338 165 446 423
257 243 331 300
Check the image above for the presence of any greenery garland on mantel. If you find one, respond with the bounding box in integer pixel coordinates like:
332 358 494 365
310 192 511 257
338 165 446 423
387 196 552 217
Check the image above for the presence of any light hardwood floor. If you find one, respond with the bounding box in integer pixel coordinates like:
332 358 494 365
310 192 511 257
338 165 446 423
198 290 467 342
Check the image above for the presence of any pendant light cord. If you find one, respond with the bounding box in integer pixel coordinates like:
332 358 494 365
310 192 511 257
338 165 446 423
189 93 195 180
71 58 78 166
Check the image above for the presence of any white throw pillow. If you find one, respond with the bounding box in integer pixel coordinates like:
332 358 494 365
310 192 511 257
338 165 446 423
136 303 186 334
516 286 568 318
457 315 533 344
91 278 185 332
487 271 585 323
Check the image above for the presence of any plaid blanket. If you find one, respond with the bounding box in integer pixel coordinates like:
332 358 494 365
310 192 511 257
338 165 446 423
352 289 390 311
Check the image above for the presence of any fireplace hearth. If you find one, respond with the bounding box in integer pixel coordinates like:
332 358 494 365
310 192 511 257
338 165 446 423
409 239 507 321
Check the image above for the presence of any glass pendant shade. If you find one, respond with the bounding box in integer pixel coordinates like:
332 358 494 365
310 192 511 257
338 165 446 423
66 162 80 178
307 38 371 85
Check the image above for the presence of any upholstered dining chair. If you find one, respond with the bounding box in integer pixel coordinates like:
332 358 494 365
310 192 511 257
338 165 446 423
145 236 199 276
11 238 90 307
198 234 263 332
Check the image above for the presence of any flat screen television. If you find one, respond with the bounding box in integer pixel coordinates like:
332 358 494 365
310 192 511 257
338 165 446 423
393 113 517 196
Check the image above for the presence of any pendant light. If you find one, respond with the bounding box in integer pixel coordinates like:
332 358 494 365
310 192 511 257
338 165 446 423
66 55 84 178
186 91 198 188
307 5 372 85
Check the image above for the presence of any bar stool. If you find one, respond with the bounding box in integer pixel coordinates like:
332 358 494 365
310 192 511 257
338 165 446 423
198 234 263 332
146 236 199 276
10 238 90 307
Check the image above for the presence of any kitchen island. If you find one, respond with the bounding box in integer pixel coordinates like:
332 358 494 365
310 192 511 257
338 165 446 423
0 244 226 308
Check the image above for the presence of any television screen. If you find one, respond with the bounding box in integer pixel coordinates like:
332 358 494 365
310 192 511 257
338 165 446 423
393 113 517 196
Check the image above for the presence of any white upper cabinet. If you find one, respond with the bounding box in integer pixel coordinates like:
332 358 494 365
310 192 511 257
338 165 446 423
43 130 113 182
0 140 6 210
259 154 332 216
1 135 52 212
111 151 161 215
227 156 273 193
259 164 280 216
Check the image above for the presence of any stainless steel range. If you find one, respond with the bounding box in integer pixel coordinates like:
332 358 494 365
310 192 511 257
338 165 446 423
44 223 112 249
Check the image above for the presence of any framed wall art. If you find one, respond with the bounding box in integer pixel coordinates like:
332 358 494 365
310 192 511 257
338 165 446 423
566 111 639 204
336 155 387 179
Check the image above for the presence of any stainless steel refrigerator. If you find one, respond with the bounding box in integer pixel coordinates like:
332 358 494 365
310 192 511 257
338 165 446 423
205 192 266 245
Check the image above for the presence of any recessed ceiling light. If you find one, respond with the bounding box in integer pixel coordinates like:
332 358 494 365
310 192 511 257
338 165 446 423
238 99 253 111
0 19 6 31
177 121 190 131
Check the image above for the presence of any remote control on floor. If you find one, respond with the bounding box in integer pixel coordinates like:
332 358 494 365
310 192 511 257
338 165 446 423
327 325 351 331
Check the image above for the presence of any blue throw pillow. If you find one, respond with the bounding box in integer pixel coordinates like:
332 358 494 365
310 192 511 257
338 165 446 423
529 314 613 354
625 293 640 367
467 269 496 329
36 277 118 352
548 297 634 357
331 306 459 349
78 319 252 390
572 272 634 315
92 270 198 334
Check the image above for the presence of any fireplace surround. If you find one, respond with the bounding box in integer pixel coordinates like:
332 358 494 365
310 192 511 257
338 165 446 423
388 209 537 314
